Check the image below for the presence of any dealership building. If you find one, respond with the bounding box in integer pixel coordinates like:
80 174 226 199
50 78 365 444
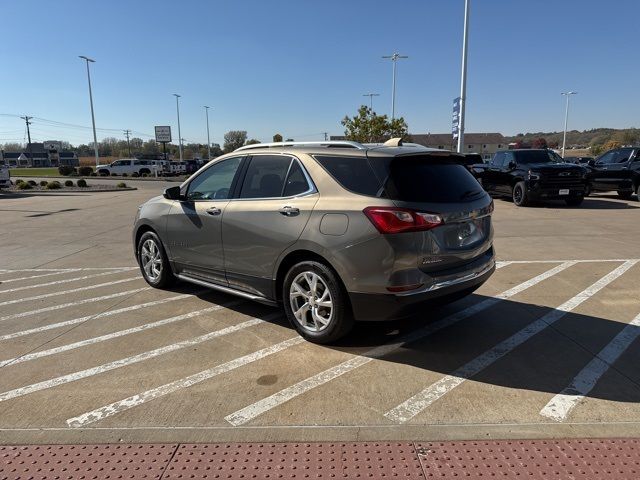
0 142 79 167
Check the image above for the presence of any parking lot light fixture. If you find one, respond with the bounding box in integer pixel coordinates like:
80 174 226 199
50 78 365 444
561 91 577 158
204 106 211 160
173 94 183 162
382 53 408 121
362 93 380 111
79 55 99 167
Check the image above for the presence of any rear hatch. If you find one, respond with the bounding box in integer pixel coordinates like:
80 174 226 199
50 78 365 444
365 151 494 272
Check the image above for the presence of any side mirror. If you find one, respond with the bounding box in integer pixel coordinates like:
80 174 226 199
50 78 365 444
587 159 596 167
163 186 183 200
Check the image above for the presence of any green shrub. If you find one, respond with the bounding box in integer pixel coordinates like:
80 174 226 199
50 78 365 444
77 179 88 188
28 180 37 186
64 180 74 187
58 165 76 176
17 181 32 190
131 172 139 177
40 180 48 187
46 181 61 190
78 166 93 176
142 173 149 178
15 179 25 185
116 182 127 188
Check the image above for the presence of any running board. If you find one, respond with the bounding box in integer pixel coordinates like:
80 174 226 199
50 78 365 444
176 274 278 307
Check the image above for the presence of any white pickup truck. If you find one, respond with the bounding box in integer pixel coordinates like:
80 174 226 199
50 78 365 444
0 164 10 188
96 159 164 176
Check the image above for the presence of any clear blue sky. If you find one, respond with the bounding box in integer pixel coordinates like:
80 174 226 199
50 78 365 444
1 0 638 146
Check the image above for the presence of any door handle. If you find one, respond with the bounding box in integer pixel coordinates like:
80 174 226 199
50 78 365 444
205 207 222 216
279 206 300 216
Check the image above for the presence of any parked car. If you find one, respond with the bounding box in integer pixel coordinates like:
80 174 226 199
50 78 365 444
96 159 157 176
133 140 496 343
564 156 594 165
585 147 640 199
471 149 588 207
0 164 10 188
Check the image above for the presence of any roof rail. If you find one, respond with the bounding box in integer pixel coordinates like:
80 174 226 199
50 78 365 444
234 141 366 152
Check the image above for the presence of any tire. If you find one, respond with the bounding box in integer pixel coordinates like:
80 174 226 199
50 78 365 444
636 183 640 201
512 181 530 207
617 190 633 200
98 169 110 176
282 261 354 344
137 231 174 288
565 197 584 207
139 168 150 175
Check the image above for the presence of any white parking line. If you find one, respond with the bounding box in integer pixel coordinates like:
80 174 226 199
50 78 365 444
540 311 640 422
0 300 242 367
0 270 128 294
0 290 205 341
0 267 135 273
67 336 304 428
0 314 279 403
224 262 575 426
0 270 83 284
384 260 638 424
0 288 150 324
0 276 139 307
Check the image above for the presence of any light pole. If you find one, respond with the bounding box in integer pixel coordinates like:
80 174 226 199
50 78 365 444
204 105 211 159
173 94 183 162
362 93 380 111
456 0 470 153
382 53 408 121
561 91 577 158
79 55 99 166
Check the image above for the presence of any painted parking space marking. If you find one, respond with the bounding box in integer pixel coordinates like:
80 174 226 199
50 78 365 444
0 269 129 294
0 276 140 307
66 336 304 428
0 300 242 367
540 311 640 422
383 260 638 424
224 262 575 426
0 288 150 324
0 314 280 403
0 290 206 341
0 270 84 284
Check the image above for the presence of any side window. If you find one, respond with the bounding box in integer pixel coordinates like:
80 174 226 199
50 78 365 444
616 148 634 163
239 155 291 199
491 152 505 167
283 160 312 197
596 151 616 165
504 152 516 167
314 155 381 196
186 157 242 201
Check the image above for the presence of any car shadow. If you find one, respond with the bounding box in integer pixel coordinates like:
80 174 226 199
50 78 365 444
170 282 640 404
496 196 639 210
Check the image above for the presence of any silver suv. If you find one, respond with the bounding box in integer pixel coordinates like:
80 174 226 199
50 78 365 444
133 140 495 343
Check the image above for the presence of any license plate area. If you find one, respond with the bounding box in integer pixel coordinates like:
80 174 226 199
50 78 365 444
559 189 570 195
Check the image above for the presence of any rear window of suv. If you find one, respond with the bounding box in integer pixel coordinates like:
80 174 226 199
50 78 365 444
314 154 484 203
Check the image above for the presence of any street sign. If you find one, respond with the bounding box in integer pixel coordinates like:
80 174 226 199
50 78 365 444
155 126 172 143
452 97 461 139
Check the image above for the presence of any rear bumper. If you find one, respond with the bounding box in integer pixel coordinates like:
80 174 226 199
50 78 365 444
348 248 495 322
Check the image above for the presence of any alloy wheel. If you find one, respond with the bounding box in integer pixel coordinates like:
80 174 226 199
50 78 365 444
140 239 162 282
289 271 333 332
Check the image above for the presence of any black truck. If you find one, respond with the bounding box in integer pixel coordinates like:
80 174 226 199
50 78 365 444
471 149 588 207
585 147 640 200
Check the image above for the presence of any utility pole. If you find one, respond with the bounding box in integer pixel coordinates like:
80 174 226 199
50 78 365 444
323 132 328 141
123 129 131 157
382 53 408 121
20 116 34 167
204 106 211 159
79 56 99 167
362 93 380 111
173 94 183 162
457 0 470 154
561 92 577 158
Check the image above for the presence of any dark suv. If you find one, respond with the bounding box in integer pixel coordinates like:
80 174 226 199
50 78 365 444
586 147 640 200
471 149 588 206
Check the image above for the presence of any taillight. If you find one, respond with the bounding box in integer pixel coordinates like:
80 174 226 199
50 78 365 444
363 206 443 234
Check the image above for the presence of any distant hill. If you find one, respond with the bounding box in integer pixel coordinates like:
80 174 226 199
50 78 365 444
505 128 640 149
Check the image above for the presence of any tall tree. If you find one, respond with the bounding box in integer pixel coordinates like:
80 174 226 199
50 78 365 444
531 137 548 149
223 130 247 153
245 139 261 145
341 105 409 143
273 133 283 142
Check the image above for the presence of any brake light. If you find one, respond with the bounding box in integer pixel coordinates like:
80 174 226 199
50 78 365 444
363 207 443 234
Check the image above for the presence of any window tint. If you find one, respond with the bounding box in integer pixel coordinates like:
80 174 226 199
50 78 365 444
615 148 634 163
314 156 381 196
491 152 505 167
239 155 291 199
504 152 516 166
186 157 242 200
596 151 616 165
283 160 311 197
514 150 560 164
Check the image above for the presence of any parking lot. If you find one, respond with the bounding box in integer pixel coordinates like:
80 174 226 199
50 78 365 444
1 180 639 444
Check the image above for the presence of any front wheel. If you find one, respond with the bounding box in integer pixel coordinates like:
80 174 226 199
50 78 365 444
283 261 353 344
565 197 584 207
512 181 530 207
137 231 174 288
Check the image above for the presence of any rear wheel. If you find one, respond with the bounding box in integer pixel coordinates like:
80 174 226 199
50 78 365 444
283 261 353 344
636 183 640 201
98 169 110 176
565 197 584 207
512 181 530 207
137 231 174 288
618 190 633 200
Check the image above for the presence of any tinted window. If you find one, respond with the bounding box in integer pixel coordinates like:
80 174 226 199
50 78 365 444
186 157 242 200
491 152 505 167
316 154 485 203
239 155 291 198
596 151 616 165
514 150 560 164
615 148 634 163
504 152 516 166
283 160 311 197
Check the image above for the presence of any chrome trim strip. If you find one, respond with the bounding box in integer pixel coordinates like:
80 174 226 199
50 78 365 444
176 274 278 307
